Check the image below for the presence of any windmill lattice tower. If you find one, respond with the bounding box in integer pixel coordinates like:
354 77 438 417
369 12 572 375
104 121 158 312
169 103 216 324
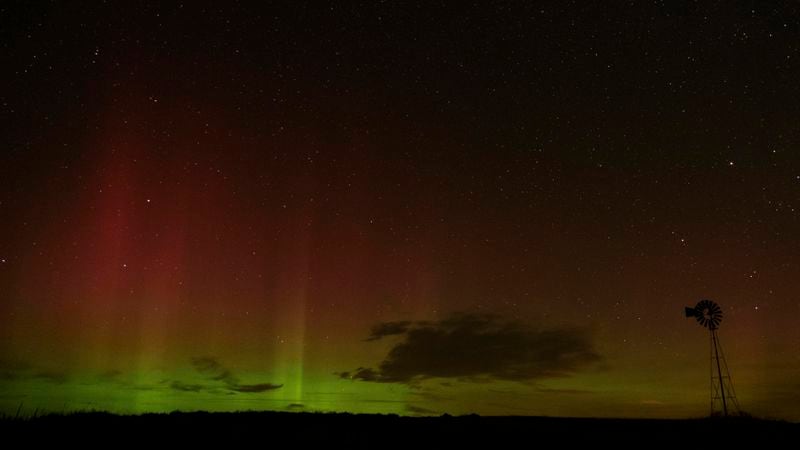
684 299 741 417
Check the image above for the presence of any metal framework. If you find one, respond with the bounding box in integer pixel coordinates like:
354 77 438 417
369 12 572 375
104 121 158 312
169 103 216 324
708 327 740 416
685 299 741 417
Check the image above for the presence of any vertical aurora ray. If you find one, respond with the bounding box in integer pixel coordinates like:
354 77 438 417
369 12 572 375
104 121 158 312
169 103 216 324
270 171 321 407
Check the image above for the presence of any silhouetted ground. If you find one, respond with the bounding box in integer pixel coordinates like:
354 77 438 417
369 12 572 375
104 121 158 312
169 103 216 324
1 411 797 444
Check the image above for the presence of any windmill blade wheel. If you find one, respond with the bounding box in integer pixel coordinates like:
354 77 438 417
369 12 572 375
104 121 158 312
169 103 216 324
694 299 723 330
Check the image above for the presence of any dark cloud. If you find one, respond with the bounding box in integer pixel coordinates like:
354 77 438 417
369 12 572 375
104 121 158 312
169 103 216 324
99 369 123 379
191 357 238 386
0 359 31 380
231 382 283 393
32 370 68 384
337 367 380 382
406 404 437 415
187 356 282 394
410 390 453 402
0 359 68 384
342 313 601 385
0 371 19 381
488 386 596 398
365 321 413 341
535 387 596 395
170 381 205 392
93 369 124 384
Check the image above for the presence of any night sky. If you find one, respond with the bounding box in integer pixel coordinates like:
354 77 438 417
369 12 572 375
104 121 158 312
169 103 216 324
2 2 800 420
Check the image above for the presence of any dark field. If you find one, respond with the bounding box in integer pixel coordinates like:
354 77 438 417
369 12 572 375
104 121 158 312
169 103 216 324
1 412 797 444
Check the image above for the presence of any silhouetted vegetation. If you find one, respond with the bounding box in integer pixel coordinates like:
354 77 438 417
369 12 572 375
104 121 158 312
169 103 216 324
1 411 796 444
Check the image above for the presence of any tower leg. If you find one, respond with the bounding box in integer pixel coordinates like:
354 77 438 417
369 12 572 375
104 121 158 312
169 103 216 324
711 329 728 417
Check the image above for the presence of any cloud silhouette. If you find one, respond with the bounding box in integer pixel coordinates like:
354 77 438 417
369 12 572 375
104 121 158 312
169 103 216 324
32 370 69 384
231 383 283 393
188 356 282 393
191 356 240 386
336 367 381 382
365 321 413 341
97 369 123 381
0 359 68 384
170 381 205 392
340 313 601 384
406 404 437 415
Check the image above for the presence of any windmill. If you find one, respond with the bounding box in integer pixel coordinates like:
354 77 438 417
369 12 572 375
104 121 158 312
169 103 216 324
684 299 741 417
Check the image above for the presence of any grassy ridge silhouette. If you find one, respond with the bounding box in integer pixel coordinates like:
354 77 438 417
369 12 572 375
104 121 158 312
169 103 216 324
1 410 797 443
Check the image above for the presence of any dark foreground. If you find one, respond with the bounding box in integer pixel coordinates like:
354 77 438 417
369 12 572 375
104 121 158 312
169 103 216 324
1 411 797 444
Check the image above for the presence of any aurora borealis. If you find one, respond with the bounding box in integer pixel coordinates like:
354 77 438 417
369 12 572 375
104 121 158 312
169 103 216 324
2 2 800 421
